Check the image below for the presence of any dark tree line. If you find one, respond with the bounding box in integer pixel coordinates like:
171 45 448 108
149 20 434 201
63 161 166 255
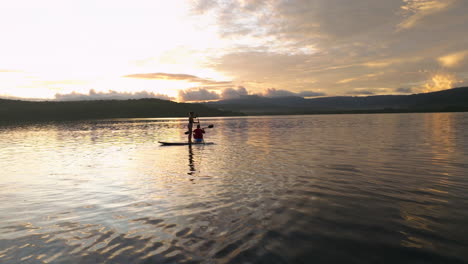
0 99 240 121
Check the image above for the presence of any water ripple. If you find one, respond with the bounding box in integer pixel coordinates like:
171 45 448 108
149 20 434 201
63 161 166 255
1 114 468 263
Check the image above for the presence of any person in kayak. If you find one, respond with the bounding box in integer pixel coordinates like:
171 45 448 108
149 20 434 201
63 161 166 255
187 112 199 143
192 125 205 143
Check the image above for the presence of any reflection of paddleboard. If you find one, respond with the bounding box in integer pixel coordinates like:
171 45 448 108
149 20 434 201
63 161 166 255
158 141 214 146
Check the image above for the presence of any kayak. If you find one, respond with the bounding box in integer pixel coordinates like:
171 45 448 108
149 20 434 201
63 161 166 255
158 141 214 146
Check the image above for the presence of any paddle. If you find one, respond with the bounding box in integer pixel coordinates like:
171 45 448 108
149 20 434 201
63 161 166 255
185 124 214 134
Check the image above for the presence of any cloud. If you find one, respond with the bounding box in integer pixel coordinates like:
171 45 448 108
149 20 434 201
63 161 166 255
125 72 198 81
192 0 401 47
55 89 174 101
336 73 377 84
395 87 414 94
123 72 231 86
420 73 458 93
191 0 218 14
191 0 468 97
261 88 324 98
220 86 248 99
398 0 456 30
177 86 325 101
336 77 360 85
178 88 220 101
438 50 468 68
2 0 467 101
178 86 248 101
346 90 375 96
211 51 312 84
297 91 326 97
261 88 297 98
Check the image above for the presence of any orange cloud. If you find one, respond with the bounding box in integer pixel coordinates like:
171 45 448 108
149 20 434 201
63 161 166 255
398 0 455 30
437 50 468 68
421 73 457 93
336 73 381 84
123 72 231 86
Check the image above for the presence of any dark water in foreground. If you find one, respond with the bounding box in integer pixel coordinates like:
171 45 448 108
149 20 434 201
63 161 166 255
1 113 467 264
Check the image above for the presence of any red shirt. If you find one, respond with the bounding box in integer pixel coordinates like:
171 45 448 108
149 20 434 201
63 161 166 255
193 128 205 139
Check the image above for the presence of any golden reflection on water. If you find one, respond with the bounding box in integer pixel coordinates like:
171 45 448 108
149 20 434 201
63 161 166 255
425 113 456 164
422 113 456 198
399 113 458 249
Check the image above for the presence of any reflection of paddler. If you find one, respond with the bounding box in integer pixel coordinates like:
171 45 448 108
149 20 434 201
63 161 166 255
188 144 195 176
187 112 199 144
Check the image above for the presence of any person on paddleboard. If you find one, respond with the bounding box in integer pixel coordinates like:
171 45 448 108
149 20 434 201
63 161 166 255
187 112 199 143
192 125 205 143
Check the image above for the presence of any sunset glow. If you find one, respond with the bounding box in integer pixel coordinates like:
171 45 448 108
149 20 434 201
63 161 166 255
1 0 467 101
422 73 459 93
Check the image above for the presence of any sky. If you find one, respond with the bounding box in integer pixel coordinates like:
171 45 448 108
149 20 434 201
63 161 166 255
1 0 468 102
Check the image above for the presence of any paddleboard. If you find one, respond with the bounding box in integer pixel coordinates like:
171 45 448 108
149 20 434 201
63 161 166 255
158 141 214 146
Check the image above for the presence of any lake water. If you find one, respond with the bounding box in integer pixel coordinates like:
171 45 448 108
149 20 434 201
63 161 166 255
1 113 467 264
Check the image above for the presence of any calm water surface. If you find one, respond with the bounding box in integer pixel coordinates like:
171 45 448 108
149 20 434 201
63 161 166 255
1 113 467 263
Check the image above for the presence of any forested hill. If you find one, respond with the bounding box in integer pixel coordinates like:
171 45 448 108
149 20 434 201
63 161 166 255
206 87 468 114
0 98 240 121
2 87 467 121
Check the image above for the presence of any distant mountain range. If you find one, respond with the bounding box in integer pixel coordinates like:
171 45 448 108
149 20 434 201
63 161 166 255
205 87 468 115
1 87 467 122
0 98 239 121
